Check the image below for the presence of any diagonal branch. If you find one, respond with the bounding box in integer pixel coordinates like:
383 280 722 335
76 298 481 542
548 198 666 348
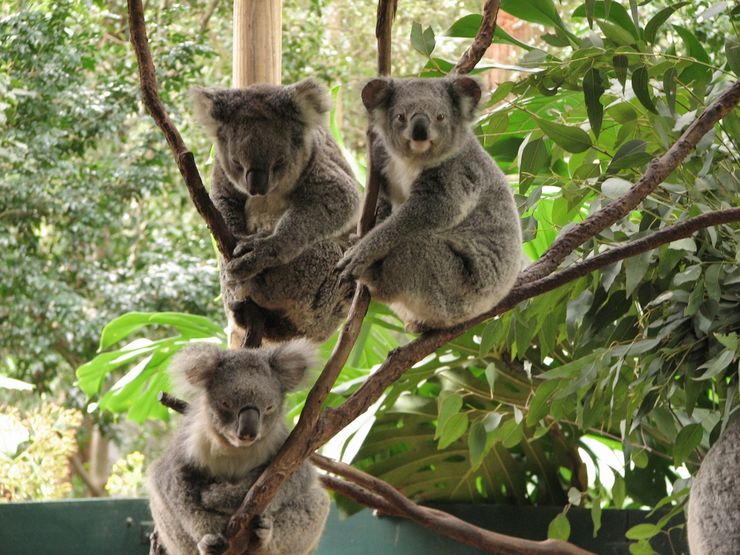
127 0 236 259
320 206 740 441
313 454 594 555
519 79 740 283
452 0 501 75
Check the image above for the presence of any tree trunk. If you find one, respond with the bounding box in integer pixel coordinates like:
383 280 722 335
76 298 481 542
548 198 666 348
232 0 282 87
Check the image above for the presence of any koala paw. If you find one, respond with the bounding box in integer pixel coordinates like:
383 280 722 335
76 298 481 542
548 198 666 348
336 244 373 283
197 533 228 555
232 230 271 259
251 514 274 549
226 239 276 280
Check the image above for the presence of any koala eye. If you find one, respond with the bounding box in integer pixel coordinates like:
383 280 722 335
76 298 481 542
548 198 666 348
395 113 406 124
264 405 275 414
272 158 287 173
436 114 446 122
221 400 229 409
231 158 243 170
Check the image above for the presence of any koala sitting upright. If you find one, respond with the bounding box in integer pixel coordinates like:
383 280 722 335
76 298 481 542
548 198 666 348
337 77 522 330
191 79 360 343
147 341 330 555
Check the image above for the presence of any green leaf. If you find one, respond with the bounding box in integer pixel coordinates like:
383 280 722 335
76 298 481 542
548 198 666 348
501 0 566 31
519 137 548 191
572 1 639 38
99 311 223 350
438 412 469 449
673 423 703 465
585 0 595 28
625 252 651 297
411 22 436 57
484 362 498 394
663 67 677 113
479 320 498 356
672 25 711 63
527 379 560 426
493 27 535 52
597 19 635 45
535 117 592 153
601 177 632 199
696 349 735 380
76 342 160 396
613 54 629 91
629 540 658 555
547 512 571 541
445 14 481 38
644 2 690 44
488 81 514 105
468 420 488 469
704 264 721 301
631 66 657 114
625 523 661 540
591 498 602 537
436 392 463 439
607 139 649 173
726 38 740 76
583 68 604 138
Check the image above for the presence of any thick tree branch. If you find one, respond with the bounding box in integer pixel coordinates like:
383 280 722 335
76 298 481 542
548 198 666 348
313 455 593 555
519 79 740 283
320 207 740 439
376 0 397 76
452 0 501 75
127 0 236 259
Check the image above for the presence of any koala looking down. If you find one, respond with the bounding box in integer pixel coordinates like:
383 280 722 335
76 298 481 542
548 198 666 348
147 341 330 555
337 77 522 330
191 79 360 343
687 415 740 554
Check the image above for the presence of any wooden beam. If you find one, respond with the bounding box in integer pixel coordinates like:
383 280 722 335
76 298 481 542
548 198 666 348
232 0 282 87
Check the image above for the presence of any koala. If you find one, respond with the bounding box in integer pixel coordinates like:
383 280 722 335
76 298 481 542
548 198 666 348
147 341 330 555
337 77 522 331
687 415 740 554
191 79 361 344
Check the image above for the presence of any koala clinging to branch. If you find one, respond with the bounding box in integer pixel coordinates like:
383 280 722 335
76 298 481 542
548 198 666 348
191 79 360 343
337 77 522 330
147 341 330 555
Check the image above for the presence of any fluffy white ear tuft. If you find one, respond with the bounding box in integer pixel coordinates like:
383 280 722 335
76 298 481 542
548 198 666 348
169 342 222 397
361 78 392 112
450 76 482 121
292 78 330 128
190 87 222 137
266 339 317 392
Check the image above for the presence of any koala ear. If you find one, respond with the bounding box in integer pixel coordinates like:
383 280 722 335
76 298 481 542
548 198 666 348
361 78 392 112
169 343 222 395
450 76 482 121
266 339 316 392
292 78 330 128
190 87 224 137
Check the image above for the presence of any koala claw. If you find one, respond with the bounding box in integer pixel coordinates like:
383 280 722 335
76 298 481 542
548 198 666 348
233 231 271 259
252 514 274 547
197 533 228 555
227 251 269 280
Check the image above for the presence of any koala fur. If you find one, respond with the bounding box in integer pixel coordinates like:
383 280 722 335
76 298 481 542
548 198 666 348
191 79 360 343
147 341 330 555
337 77 522 330
687 415 740 554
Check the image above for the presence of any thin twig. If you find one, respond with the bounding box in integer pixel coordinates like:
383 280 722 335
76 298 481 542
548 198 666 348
452 0 501 75
70 454 106 497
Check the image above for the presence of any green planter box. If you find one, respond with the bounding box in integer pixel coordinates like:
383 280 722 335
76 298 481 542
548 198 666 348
0 499 687 554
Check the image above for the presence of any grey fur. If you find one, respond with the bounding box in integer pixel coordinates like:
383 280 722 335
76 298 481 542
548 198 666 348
687 415 740 554
148 341 330 555
337 77 522 330
191 78 360 342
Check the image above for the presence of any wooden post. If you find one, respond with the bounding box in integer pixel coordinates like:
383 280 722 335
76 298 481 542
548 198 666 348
232 0 282 87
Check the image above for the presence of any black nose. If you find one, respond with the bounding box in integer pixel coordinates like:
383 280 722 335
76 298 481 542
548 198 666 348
237 406 260 441
411 113 430 141
245 169 268 196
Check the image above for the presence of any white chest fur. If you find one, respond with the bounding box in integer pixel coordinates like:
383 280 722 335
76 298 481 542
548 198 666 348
245 194 288 233
385 155 421 207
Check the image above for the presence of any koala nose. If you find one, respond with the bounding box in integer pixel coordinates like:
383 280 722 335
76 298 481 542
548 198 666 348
410 113 430 141
245 169 268 196
237 406 260 441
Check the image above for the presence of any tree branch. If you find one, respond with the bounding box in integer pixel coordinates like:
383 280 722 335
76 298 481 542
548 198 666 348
127 0 236 259
313 454 594 555
519 79 740 283
452 0 501 75
320 207 740 440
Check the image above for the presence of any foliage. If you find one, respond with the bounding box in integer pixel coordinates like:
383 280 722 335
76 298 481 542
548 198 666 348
105 450 147 497
0 400 83 501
